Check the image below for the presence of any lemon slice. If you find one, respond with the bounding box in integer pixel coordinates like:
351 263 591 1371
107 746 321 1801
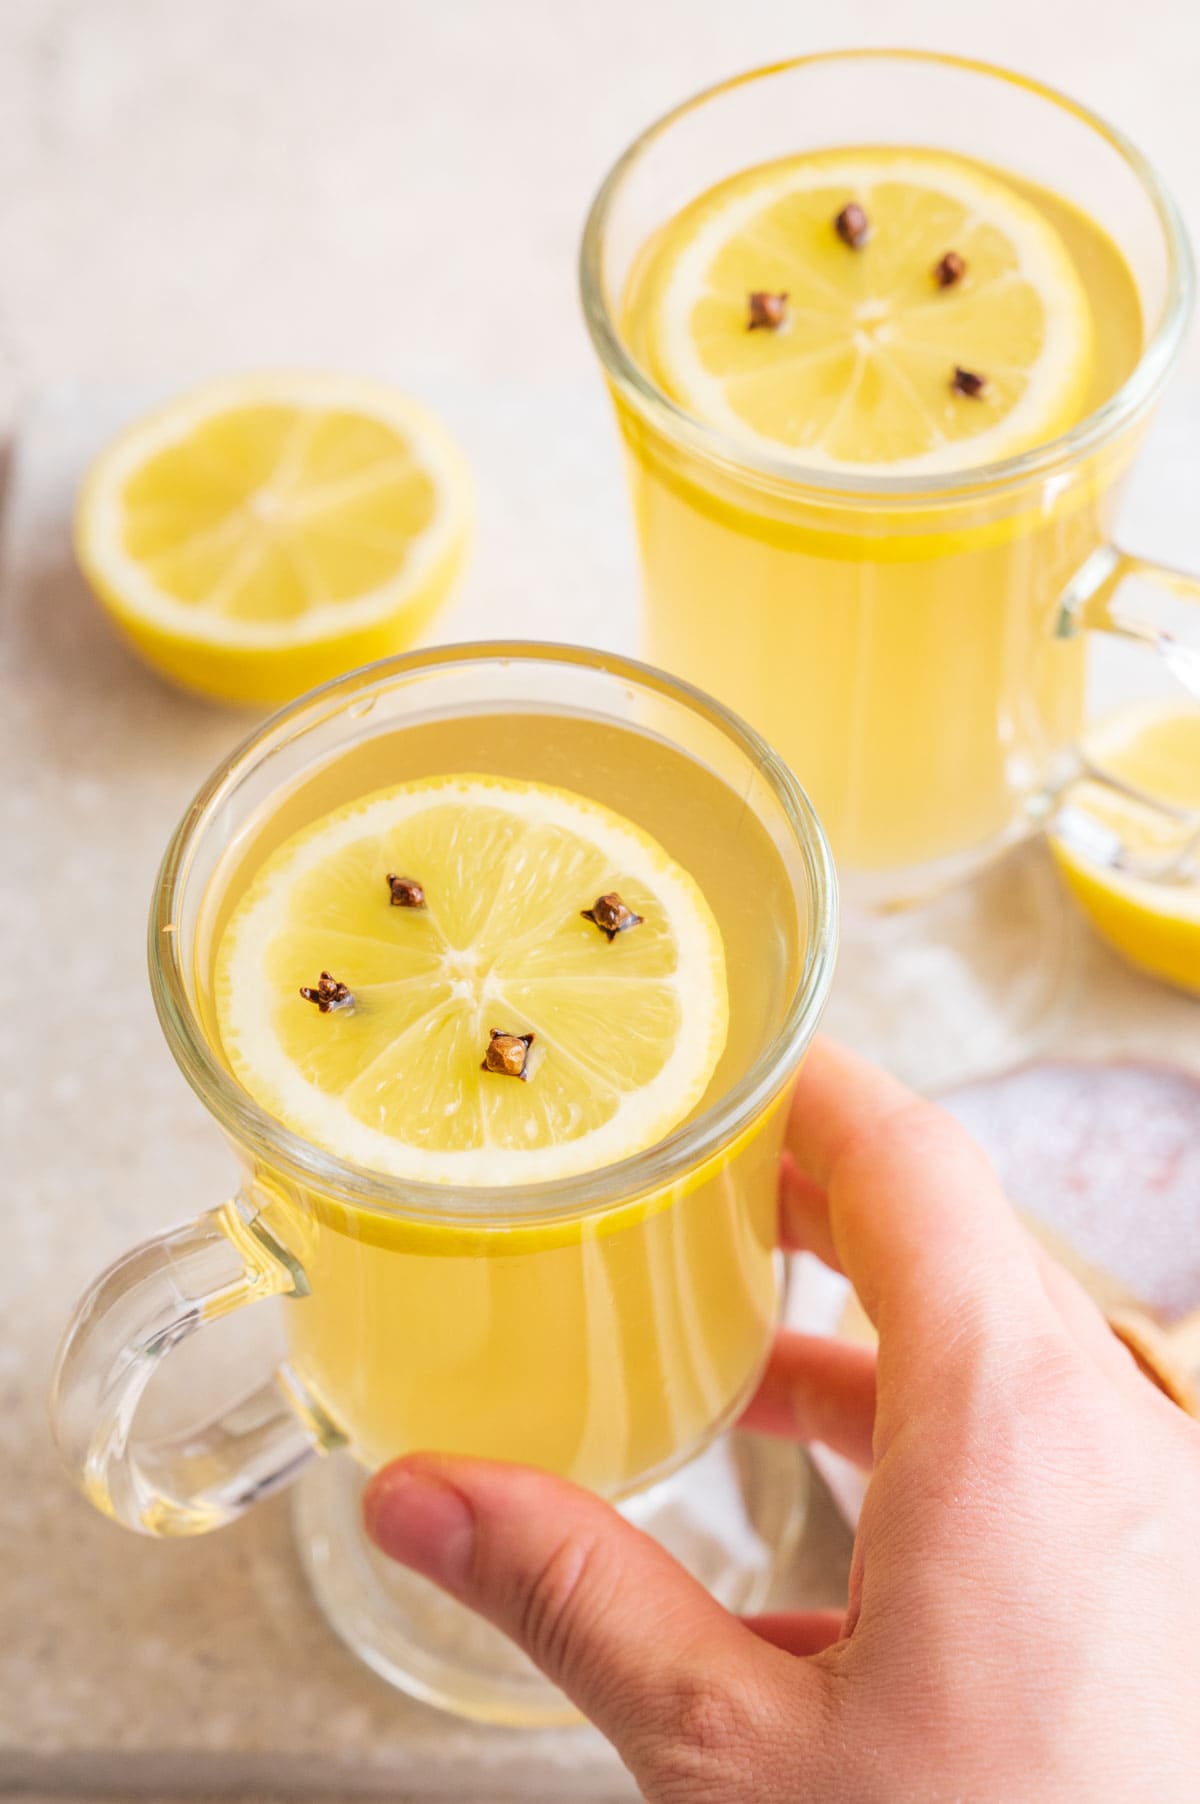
75 373 472 706
1050 702 1200 997
634 149 1093 473
215 775 729 1184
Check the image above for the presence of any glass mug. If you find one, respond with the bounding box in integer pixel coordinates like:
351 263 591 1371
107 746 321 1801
581 50 1200 908
50 643 837 1721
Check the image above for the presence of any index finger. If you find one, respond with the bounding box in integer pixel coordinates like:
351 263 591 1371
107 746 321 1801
787 1038 1049 1372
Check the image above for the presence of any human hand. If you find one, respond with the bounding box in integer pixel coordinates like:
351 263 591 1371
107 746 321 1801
364 1040 1200 1802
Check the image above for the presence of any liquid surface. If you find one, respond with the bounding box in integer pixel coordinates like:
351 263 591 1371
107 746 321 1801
623 145 1143 472
200 709 802 1155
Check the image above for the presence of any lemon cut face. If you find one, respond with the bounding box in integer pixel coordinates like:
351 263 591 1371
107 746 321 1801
76 373 472 704
1051 703 1200 998
637 149 1093 474
215 776 730 1184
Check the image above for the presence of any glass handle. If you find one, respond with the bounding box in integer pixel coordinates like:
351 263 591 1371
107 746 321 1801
1053 544 1200 880
1058 544 1200 697
50 1198 340 1536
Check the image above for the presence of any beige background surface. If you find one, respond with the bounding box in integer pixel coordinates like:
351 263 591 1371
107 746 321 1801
3 3 1199 1800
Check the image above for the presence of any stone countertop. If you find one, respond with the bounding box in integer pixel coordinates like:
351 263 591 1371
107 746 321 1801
3 5 1200 1798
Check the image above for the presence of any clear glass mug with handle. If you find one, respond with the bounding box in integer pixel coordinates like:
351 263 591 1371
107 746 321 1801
49 642 838 1723
581 49 1200 913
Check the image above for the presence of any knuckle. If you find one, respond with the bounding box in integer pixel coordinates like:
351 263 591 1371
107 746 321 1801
514 1528 612 1681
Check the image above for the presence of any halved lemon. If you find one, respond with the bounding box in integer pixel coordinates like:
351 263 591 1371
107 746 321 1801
631 149 1093 473
215 775 729 1184
75 373 472 706
1050 702 1200 997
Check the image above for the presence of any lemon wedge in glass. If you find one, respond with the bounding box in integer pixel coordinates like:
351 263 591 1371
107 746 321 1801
75 373 472 706
215 775 729 1184
632 149 1093 473
1050 703 1200 997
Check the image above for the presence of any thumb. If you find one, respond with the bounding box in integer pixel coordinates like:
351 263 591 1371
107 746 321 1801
364 1453 803 1788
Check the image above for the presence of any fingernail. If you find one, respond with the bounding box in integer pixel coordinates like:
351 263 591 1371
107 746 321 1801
362 1463 477 1591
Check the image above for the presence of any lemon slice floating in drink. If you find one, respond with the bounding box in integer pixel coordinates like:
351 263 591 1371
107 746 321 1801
215 775 729 1183
75 373 472 706
633 148 1093 472
1050 702 1200 997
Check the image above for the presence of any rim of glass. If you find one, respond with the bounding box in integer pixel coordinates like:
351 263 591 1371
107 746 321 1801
149 641 838 1228
580 47 1195 504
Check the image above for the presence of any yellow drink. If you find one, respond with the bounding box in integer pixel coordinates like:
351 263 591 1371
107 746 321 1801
199 706 805 1493
52 646 835 1721
599 140 1146 892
